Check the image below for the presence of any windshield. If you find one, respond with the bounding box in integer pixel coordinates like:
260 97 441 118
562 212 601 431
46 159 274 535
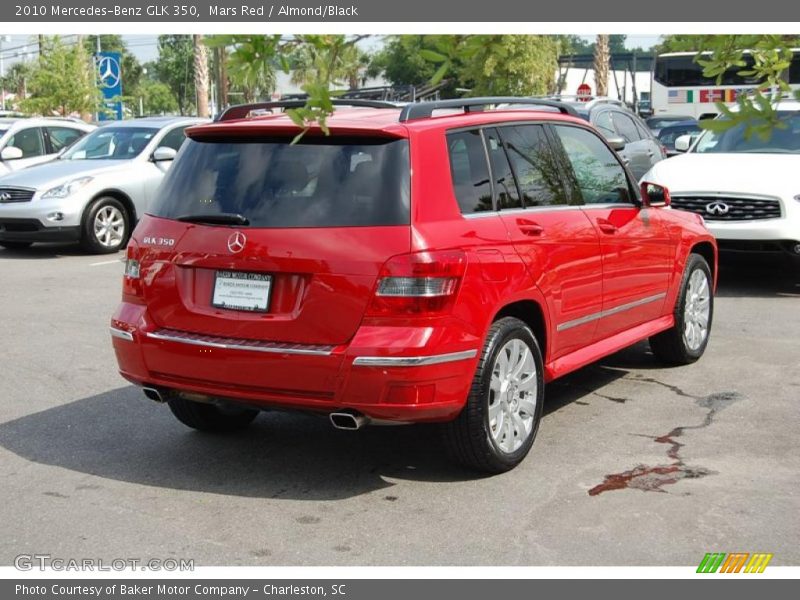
694 112 800 154
0 128 8 138
149 136 410 228
61 127 158 160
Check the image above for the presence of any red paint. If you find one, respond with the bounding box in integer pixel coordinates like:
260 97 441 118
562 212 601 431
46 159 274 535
111 106 716 422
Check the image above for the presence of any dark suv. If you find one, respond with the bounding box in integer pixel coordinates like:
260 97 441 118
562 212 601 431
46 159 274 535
111 98 716 473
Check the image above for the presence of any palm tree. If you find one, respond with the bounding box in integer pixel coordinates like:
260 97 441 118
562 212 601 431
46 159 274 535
594 34 609 96
193 34 210 117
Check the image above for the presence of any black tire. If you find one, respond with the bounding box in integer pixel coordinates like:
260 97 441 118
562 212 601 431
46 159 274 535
167 396 259 433
80 196 130 254
443 317 545 474
649 253 714 365
0 241 33 250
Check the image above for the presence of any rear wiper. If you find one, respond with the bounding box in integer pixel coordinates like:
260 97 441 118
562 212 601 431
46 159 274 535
176 213 250 226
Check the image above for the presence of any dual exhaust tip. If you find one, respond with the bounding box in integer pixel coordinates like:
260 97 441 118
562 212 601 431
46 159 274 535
329 411 368 431
143 387 367 431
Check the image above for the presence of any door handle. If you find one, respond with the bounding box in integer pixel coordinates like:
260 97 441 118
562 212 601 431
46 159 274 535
596 218 618 234
516 218 544 237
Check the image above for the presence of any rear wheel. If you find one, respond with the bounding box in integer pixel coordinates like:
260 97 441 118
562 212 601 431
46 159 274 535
81 196 130 254
649 253 713 364
0 241 32 250
443 317 544 474
167 396 259 433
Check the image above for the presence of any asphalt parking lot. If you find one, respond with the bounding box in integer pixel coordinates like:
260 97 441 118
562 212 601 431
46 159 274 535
0 245 798 566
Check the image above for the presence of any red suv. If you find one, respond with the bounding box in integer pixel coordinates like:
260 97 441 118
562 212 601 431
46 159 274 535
110 98 716 473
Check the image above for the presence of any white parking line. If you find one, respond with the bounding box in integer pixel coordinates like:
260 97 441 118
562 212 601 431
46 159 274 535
89 259 123 267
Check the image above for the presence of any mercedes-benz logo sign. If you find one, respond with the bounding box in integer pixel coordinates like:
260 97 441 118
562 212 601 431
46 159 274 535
0 192 10 202
97 56 121 89
227 231 246 254
705 201 730 216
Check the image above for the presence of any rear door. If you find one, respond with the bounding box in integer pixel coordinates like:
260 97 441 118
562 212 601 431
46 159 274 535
551 124 673 340
487 124 604 360
139 134 412 348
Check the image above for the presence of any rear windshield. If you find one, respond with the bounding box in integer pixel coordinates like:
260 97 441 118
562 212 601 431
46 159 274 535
149 136 410 227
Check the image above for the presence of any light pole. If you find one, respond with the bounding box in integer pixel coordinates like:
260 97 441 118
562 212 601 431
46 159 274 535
0 35 11 112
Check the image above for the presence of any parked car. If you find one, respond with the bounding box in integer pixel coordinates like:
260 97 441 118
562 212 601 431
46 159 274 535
0 116 208 253
641 97 800 265
110 98 716 473
529 97 667 180
657 119 701 156
0 117 94 175
646 115 695 136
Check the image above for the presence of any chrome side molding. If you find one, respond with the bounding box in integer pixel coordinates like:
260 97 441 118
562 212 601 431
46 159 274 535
352 349 478 367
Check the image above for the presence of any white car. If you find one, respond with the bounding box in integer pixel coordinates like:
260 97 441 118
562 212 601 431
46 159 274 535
0 118 95 175
641 98 800 265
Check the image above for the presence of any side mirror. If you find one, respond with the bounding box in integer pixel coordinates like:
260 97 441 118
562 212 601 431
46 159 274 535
151 146 177 162
640 182 671 207
0 146 23 161
674 134 695 153
605 136 627 152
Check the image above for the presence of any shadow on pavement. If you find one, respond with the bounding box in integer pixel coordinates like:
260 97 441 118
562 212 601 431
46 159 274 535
715 253 800 299
0 350 647 498
0 385 479 499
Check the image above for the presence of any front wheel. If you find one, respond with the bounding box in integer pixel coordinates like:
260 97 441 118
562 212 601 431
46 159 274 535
649 253 714 364
80 197 130 254
443 317 545 474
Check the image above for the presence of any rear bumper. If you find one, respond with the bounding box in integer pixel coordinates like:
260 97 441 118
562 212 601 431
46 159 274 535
110 302 480 422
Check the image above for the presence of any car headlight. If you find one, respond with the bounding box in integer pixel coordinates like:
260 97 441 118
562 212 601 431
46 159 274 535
41 177 94 200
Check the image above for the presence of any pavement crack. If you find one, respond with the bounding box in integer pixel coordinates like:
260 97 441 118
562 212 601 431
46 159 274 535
588 390 743 497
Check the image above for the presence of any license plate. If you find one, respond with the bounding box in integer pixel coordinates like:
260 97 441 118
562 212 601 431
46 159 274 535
212 270 272 312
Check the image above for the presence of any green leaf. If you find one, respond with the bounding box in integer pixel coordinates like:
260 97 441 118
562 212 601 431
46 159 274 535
418 49 447 63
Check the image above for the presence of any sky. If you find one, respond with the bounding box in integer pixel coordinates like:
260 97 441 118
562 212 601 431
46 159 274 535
0 34 663 69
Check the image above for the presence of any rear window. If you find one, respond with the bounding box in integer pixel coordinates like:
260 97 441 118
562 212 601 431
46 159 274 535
148 136 410 228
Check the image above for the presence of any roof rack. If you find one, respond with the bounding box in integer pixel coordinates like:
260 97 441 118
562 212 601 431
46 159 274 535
398 97 579 122
215 99 401 122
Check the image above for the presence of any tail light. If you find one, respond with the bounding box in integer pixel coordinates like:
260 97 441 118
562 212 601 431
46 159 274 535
122 239 143 303
367 250 467 317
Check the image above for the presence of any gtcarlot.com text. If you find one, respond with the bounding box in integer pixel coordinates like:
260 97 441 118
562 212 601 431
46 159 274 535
14 554 193 572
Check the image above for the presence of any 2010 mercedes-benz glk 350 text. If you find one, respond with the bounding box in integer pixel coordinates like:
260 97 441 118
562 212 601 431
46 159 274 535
110 98 717 473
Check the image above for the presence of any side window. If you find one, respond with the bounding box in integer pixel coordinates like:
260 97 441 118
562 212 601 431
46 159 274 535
483 128 521 210
633 118 652 140
446 130 493 214
46 127 85 152
158 126 189 152
552 125 633 205
593 111 616 137
611 112 642 143
7 128 44 158
499 125 570 207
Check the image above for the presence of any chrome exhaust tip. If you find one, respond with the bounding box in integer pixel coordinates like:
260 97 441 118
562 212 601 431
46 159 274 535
329 412 367 431
142 387 165 403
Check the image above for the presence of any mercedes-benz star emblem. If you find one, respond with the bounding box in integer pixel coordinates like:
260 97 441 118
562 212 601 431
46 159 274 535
97 56 121 89
227 231 246 254
705 201 730 216
0 192 10 202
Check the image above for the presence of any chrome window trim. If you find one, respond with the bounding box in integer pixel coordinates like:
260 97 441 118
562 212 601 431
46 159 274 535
352 349 478 367
557 292 667 332
462 203 637 219
145 330 334 356
109 327 134 342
